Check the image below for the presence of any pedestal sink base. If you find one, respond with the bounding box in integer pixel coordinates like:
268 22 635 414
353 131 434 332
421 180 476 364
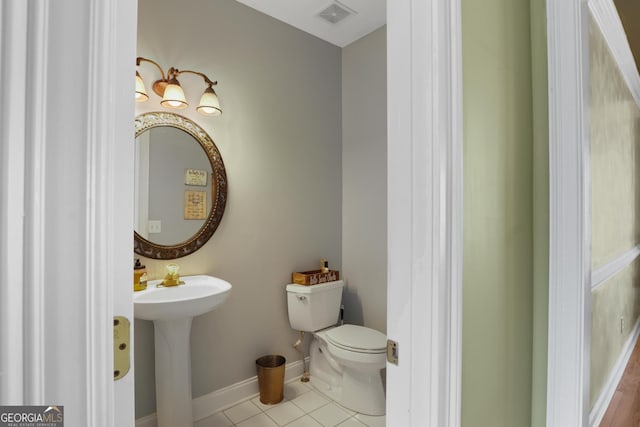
154 318 194 427
133 276 232 427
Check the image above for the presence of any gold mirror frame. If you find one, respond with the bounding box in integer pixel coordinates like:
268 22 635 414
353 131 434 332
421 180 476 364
134 112 227 259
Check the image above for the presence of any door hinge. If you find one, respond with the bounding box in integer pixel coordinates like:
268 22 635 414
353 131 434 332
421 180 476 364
387 339 398 365
113 316 131 381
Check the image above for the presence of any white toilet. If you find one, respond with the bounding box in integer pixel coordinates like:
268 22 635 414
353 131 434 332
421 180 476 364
286 280 386 416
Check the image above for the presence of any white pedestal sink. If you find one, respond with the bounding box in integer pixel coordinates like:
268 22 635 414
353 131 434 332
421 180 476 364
134 275 231 427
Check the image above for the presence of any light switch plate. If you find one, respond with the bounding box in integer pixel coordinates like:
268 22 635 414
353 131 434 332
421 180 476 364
148 220 161 233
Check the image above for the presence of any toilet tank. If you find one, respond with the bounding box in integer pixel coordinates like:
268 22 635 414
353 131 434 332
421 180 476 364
286 280 344 332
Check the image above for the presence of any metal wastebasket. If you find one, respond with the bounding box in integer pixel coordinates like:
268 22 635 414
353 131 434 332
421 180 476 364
256 355 286 404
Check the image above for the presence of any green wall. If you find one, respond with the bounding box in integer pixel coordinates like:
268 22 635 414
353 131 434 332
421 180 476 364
589 17 640 408
591 260 640 406
461 0 535 425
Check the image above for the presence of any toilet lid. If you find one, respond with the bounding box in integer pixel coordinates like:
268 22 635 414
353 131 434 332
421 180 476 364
326 325 386 352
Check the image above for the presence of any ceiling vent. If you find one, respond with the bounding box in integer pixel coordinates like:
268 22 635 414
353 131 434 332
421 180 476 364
317 2 355 24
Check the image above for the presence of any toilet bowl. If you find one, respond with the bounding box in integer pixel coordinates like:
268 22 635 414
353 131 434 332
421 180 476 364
286 281 386 415
310 325 386 416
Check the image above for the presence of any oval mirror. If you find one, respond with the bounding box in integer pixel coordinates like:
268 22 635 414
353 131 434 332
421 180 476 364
134 112 227 259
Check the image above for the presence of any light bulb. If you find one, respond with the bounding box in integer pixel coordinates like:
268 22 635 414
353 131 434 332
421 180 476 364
160 78 188 109
196 86 222 116
135 71 149 102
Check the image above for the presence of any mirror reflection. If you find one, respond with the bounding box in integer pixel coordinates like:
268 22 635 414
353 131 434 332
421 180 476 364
135 126 213 245
134 112 227 259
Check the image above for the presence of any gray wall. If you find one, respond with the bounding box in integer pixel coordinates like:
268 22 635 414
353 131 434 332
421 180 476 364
135 0 342 417
341 27 387 334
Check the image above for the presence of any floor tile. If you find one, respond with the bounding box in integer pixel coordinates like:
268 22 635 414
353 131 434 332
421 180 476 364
236 413 279 427
223 400 262 424
291 390 330 413
265 401 305 425
251 395 287 411
285 415 324 426
284 380 312 400
332 402 356 417
194 411 234 427
354 414 386 427
204 376 385 427
336 418 366 427
309 402 351 426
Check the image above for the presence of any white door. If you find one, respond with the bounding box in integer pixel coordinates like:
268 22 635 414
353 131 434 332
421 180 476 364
112 2 139 426
1 0 137 425
386 1 463 426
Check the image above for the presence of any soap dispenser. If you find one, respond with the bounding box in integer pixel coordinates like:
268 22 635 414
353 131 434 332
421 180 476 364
320 258 329 273
134 259 148 291
161 263 181 287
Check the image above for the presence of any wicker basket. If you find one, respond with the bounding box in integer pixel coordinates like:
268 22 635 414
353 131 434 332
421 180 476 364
291 269 340 286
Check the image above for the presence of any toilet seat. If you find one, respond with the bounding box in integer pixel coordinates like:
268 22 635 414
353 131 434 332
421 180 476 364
325 325 386 354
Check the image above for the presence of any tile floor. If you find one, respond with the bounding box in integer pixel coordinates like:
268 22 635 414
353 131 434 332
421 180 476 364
194 379 386 427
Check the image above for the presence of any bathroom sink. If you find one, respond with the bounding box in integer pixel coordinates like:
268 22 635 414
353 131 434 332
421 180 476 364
133 275 231 427
133 275 231 321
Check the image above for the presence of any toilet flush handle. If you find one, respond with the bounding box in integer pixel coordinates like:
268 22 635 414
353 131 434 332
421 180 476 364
296 295 307 302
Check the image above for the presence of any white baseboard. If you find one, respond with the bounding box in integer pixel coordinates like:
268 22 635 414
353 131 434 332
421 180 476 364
589 317 640 426
134 413 156 427
135 358 308 427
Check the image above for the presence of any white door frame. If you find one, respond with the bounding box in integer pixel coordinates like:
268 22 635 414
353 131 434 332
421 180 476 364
546 0 591 426
386 0 463 425
0 0 136 425
546 0 640 425
1 1 30 402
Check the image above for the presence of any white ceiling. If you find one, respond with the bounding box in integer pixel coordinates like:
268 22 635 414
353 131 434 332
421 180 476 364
234 0 386 47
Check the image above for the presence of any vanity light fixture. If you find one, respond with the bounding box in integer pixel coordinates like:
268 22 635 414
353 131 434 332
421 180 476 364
135 57 222 117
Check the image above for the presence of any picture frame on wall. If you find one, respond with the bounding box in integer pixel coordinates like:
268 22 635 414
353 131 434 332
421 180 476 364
184 190 207 220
